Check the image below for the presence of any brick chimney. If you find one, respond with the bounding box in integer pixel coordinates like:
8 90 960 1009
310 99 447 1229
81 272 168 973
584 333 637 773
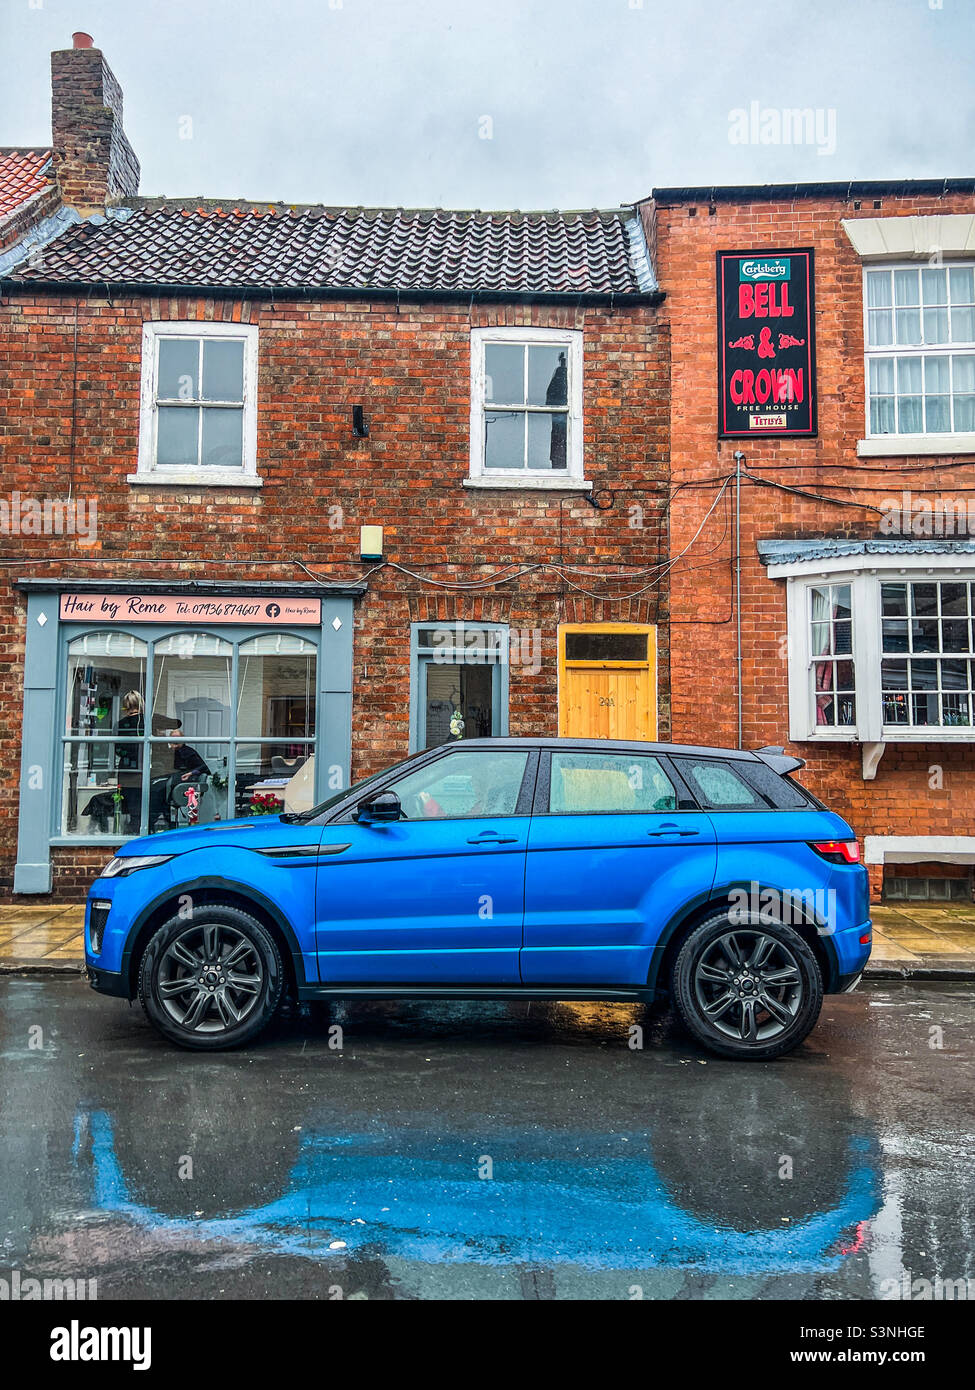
51 34 140 214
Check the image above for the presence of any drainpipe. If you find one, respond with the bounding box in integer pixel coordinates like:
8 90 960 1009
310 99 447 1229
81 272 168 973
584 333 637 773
734 450 745 749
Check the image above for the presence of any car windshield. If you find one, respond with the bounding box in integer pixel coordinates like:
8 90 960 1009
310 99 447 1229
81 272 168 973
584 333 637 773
284 750 429 823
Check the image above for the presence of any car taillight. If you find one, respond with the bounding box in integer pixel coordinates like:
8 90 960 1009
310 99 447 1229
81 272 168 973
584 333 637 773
809 839 861 865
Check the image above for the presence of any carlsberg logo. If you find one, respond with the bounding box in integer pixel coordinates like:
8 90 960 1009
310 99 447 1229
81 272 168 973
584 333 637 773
740 259 790 283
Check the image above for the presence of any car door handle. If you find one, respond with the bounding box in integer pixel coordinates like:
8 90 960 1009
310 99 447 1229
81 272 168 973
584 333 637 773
467 831 519 844
647 824 701 837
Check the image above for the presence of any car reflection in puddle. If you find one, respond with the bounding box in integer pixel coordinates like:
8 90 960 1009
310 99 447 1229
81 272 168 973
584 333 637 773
74 1101 880 1277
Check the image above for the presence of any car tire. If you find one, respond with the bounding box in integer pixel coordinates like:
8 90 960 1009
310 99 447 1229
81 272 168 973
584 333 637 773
138 904 284 1051
670 911 823 1061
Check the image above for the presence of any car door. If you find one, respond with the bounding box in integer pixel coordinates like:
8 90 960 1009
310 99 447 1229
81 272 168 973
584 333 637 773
313 746 536 984
522 748 717 985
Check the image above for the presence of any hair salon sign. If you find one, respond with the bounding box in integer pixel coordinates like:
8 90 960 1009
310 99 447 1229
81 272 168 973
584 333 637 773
59 593 322 624
716 248 817 438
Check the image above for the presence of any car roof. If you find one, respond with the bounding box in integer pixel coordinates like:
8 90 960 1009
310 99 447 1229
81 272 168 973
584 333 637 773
440 737 764 761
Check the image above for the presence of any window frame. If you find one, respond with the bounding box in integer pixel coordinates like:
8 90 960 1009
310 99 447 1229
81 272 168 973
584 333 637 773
408 620 511 753
861 261 975 452
467 326 587 490
133 321 261 488
779 558 975 743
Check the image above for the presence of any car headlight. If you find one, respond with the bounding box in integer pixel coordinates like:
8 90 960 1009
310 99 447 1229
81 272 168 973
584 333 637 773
100 854 175 878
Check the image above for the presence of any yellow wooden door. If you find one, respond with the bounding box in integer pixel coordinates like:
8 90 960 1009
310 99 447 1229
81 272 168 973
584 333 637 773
558 624 657 741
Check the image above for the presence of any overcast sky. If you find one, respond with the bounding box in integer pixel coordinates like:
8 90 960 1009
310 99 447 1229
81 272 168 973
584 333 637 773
1 0 972 210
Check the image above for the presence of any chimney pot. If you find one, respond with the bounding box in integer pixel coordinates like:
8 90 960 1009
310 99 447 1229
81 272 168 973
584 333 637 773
72 32 94 49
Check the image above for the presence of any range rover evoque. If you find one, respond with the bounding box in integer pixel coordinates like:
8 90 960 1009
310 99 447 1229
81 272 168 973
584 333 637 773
84 738 872 1060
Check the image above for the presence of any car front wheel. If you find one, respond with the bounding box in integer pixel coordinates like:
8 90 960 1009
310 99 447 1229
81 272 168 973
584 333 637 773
138 905 284 1050
671 913 823 1061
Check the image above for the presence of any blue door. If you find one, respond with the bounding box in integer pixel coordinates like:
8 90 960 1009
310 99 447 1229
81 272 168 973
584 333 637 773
522 750 717 985
314 746 534 983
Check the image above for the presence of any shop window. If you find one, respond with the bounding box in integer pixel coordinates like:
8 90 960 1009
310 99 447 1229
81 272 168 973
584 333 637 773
62 632 147 838
410 623 509 752
59 628 318 838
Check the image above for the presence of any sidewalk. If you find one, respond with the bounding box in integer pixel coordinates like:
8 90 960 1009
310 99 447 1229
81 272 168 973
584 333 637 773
1 902 974 979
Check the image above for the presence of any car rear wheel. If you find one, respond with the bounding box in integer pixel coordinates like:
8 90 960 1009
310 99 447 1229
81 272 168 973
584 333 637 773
671 913 823 1061
138 905 284 1050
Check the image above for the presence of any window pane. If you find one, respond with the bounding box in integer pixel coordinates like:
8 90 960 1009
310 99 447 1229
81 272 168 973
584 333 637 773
678 759 762 810
201 407 243 467
549 752 677 814
236 640 317 739
953 356 975 393
527 410 567 470
201 339 245 402
881 659 908 689
388 749 529 819
881 584 908 616
941 583 969 615
895 309 921 345
949 267 975 305
897 357 922 394
870 397 895 433
943 620 970 651
956 396 975 431
869 357 895 394
151 638 232 791
421 658 495 748
484 409 525 469
923 307 949 344
157 338 199 400
157 406 200 465
147 743 230 833
66 638 147 737
894 269 919 306
234 742 315 818
882 620 909 652
952 308 975 344
925 395 950 432
921 268 947 305
867 311 892 347
911 584 938 616
484 344 525 405
564 631 648 662
897 396 923 433
527 345 568 407
61 754 145 837
866 270 892 308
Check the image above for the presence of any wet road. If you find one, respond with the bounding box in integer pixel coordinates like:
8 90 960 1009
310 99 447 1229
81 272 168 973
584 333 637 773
1 977 972 1300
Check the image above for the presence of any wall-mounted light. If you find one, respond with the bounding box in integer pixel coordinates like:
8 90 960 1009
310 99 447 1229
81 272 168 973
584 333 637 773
352 405 369 437
360 525 383 562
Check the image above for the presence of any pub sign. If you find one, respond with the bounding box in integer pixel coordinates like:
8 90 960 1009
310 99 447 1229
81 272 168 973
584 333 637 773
716 248 817 438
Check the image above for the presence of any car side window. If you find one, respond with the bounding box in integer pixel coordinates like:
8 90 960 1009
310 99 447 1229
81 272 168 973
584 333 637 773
548 752 677 814
674 758 763 810
385 749 530 820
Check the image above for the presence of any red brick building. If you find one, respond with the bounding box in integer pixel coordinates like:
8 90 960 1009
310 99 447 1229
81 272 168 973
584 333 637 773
644 181 975 901
0 39 669 898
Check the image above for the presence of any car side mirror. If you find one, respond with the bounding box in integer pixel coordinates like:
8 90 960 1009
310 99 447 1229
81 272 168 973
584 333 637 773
354 790 402 823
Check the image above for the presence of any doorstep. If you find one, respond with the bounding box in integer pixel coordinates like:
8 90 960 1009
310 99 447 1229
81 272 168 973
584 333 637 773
1 903 975 980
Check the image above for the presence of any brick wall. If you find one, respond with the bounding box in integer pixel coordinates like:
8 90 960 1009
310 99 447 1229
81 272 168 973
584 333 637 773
650 189 975 897
0 291 669 896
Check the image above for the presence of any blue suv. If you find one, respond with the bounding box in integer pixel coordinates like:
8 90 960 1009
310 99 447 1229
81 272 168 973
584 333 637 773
84 738 872 1060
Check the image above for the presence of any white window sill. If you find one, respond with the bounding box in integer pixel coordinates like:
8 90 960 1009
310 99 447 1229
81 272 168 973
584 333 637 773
127 469 263 488
464 475 592 492
799 730 975 743
857 434 975 458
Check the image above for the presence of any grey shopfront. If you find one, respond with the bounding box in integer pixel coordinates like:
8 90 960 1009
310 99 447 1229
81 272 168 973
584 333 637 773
14 579 361 893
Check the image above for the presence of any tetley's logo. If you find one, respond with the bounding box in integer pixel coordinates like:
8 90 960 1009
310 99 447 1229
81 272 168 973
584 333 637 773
739 258 791 283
